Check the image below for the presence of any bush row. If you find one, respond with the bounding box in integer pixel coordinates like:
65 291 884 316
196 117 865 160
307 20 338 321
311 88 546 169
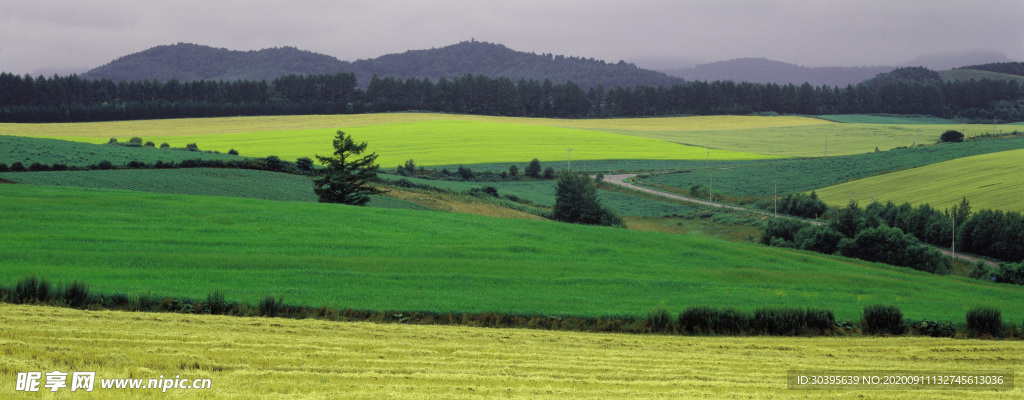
3 276 1019 339
0 156 316 176
393 158 557 182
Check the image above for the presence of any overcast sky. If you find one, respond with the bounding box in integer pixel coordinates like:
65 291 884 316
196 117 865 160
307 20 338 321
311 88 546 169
2 0 1022 75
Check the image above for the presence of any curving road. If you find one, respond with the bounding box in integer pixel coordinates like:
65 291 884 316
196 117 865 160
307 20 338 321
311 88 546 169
602 173 999 268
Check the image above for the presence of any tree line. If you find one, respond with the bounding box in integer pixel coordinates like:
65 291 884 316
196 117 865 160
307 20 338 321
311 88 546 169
1 68 1021 123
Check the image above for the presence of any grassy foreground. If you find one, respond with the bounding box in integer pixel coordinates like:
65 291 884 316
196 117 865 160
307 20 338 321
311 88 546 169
815 148 1024 212
2 304 1021 399
1 184 1021 323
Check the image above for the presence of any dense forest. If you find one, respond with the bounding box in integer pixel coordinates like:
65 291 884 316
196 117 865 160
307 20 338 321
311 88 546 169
2 66 1021 122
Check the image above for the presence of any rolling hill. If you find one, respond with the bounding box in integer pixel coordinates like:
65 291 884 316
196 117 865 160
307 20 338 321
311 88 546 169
662 58 894 86
814 148 1024 212
81 41 683 89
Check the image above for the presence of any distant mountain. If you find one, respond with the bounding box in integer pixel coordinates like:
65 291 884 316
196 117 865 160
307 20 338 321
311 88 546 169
82 43 351 82
661 58 895 87
81 41 683 89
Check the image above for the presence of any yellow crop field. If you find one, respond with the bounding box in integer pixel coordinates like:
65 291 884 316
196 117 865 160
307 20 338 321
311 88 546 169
0 113 1003 163
0 117 777 166
2 304 1021 399
815 148 1024 212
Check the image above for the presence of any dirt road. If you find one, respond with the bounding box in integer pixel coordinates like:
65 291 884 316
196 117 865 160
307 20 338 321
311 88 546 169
602 173 999 268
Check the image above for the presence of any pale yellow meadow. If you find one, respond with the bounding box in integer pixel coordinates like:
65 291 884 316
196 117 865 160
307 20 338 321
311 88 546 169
2 304 1021 399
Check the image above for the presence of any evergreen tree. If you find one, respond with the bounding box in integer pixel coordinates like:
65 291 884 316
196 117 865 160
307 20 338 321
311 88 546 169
313 130 384 205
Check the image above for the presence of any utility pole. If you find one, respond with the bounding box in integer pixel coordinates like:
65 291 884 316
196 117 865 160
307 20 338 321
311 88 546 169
709 170 713 203
994 116 998 136
567 148 571 172
952 213 956 260
706 148 709 168
773 181 777 218
824 136 828 159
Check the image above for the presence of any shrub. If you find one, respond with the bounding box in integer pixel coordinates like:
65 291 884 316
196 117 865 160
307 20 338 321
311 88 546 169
966 307 1002 337
51 163 68 171
794 225 844 254
0 163 7 172
805 308 835 332
14 275 52 304
261 155 286 172
968 261 993 280
107 137 118 144
62 280 90 308
457 165 474 180
296 157 313 173
28 162 48 171
206 289 228 315
508 164 519 177
760 218 809 246
186 143 200 152
647 308 673 333
126 160 146 169
679 306 751 335
128 137 144 146
752 307 805 335
543 166 555 179
96 160 114 170
228 148 239 156
11 162 27 172
160 142 170 149
916 320 956 338
679 306 719 334
145 141 155 147
259 294 283 317
525 158 542 178
940 130 964 143
863 304 904 335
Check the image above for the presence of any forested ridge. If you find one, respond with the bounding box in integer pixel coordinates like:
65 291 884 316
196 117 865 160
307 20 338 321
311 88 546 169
81 41 681 90
2 67 1021 122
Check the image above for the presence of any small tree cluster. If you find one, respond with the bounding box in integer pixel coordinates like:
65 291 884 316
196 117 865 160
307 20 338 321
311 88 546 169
551 172 622 227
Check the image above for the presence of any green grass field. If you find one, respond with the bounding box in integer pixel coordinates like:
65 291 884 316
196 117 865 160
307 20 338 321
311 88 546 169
3 114 1005 167
0 117 779 167
639 135 1024 198
0 135 244 167
817 115 960 124
2 184 1020 323
814 148 1024 212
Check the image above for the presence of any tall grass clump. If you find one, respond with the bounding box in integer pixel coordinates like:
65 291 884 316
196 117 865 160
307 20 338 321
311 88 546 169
646 307 673 333
678 306 751 335
805 308 836 332
966 307 1002 337
752 307 805 336
62 280 90 308
207 289 228 315
863 304 904 335
14 275 52 304
259 294 283 317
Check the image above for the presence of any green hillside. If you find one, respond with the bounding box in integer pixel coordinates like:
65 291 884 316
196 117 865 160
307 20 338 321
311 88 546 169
1 184 1019 323
814 148 1024 212
0 135 245 167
